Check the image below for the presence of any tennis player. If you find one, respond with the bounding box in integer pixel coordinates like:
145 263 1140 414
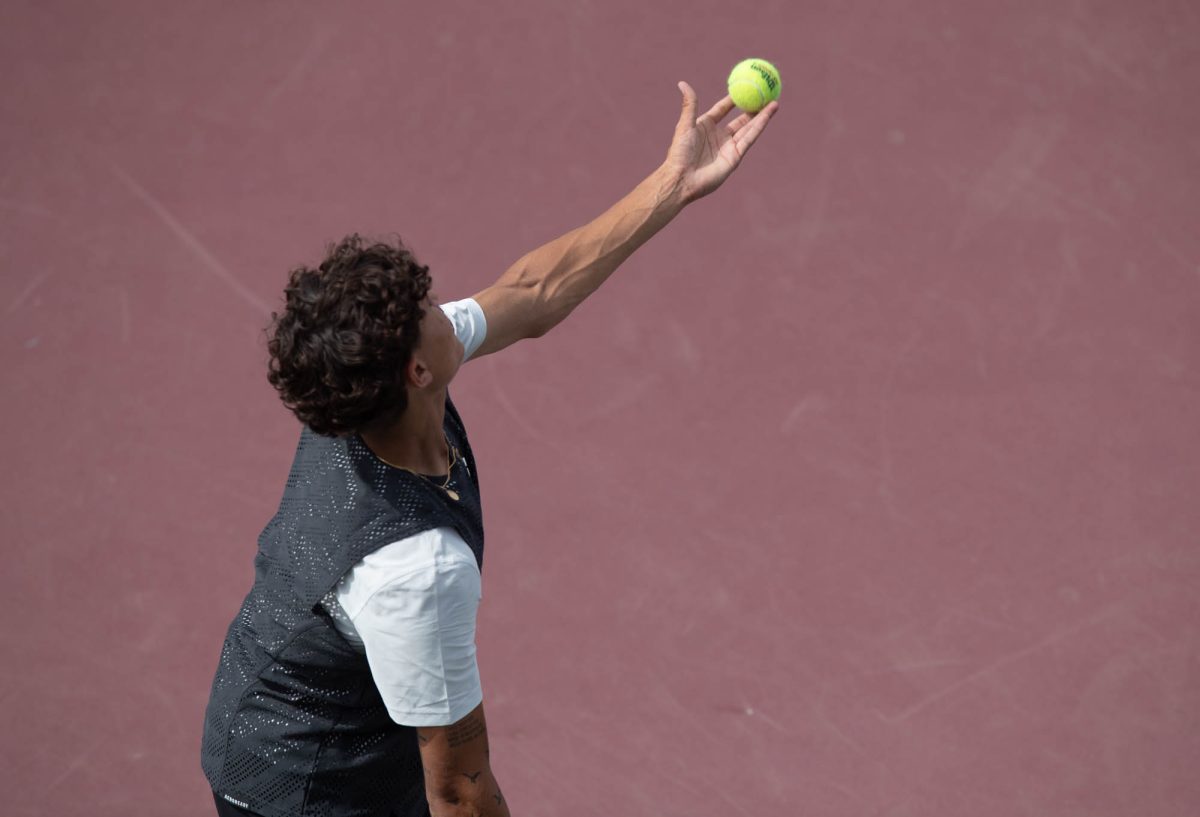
201 82 778 817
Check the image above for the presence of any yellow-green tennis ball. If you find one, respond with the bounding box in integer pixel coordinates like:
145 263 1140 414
727 58 782 113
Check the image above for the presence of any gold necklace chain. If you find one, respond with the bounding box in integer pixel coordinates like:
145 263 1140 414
377 436 461 501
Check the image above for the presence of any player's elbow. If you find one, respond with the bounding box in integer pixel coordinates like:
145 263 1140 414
478 275 554 344
525 314 553 338
527 281 580 338
521 277 557 338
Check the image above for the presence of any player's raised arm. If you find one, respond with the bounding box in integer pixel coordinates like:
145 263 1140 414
468 81 779 359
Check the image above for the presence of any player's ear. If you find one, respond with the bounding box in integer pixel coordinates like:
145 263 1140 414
407 353 433 389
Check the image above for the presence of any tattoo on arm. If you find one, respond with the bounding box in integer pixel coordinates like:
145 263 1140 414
463 771 482 783
446 713 487 748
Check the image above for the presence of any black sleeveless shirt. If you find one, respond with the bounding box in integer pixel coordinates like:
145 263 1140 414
201 398 483 817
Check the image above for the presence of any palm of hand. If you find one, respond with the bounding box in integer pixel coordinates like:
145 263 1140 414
664 81 778 204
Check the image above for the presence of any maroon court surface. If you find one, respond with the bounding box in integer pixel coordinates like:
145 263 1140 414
3 2 1198 815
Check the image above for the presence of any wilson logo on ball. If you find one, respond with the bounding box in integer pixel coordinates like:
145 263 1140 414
751 64 778 91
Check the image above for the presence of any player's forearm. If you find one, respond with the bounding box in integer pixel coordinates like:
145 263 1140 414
503 163 686 336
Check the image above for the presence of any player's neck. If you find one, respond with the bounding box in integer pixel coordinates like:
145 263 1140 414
361 388 448 476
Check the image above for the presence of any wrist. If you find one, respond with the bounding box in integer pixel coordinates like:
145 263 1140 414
650 163 690 215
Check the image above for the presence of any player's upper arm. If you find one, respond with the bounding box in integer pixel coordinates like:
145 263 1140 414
469 279 546 359
346 529 483 728
417 702 507 813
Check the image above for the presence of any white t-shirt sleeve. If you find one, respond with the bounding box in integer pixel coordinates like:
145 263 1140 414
440 298 488 362
335 527 483 727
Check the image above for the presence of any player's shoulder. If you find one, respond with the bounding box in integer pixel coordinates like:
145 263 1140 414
368 526 474 572
338 527 476 610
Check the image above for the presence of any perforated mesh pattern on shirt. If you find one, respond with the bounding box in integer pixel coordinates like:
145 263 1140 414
201 398 483 817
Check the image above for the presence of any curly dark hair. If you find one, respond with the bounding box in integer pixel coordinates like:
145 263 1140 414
266 234 432 437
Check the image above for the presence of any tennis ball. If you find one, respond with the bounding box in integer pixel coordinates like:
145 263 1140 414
727 58 782 113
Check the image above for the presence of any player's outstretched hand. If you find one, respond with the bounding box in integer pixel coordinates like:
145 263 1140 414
662 80 779 205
